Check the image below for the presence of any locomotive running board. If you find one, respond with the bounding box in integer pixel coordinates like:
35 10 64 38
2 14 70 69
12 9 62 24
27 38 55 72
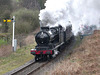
53 42 64 50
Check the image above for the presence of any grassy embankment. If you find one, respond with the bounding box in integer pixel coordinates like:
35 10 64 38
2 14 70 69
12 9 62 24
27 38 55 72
46 31 100 75
0 43 36 75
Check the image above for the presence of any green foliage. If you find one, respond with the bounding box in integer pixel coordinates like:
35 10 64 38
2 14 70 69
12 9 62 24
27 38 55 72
0 39 7 46
19 0 46 10
73 36 82 48
0 33 11 37
0 0 12 33
9 9 39 34
0 0 42 34
0 33 11 45
19 0 40 10
11 0 22 11
0 0 12 20
38 0 46 9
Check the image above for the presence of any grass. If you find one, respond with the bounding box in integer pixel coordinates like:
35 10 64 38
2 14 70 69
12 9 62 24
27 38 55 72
0 43 36 75
0 39 7 46
73 35 82 48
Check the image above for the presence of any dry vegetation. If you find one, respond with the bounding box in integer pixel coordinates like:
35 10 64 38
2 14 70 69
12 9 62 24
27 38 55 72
24 28 40 45
0 45 12 57
48 30 100 75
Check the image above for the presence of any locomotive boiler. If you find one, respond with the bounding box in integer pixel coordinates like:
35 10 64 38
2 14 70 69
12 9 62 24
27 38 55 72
31 25 73 61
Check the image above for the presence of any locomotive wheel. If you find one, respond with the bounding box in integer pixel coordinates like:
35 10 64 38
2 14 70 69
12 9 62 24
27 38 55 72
39 55 47 61
35 55 40 62
49 55 53 59
43 55 47 61
44 55 47 60
58 47 61 51
41 55 44 61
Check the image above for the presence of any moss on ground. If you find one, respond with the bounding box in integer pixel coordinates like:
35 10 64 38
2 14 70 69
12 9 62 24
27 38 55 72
0 43 36 75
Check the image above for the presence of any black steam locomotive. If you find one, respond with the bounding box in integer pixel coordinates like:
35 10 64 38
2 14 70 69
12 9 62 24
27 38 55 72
31 25 73 61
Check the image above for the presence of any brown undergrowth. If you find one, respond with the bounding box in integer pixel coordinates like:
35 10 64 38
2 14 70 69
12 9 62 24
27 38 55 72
0 45 12 57
48 30 100 75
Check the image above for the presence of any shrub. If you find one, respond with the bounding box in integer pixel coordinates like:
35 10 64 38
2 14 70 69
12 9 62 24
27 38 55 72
0 39 7 46
9 8 39 34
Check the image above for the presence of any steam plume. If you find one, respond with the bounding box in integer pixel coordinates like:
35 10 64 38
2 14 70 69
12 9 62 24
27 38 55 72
39 0 100 34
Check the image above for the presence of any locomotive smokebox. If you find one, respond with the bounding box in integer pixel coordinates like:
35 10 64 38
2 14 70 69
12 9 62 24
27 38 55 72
35 31 50 45
35 26 59 45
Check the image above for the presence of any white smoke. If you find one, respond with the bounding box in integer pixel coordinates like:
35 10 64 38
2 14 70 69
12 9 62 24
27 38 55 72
39 0 100 34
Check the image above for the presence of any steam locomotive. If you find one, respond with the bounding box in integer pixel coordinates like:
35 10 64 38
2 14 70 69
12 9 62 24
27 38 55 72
31 25 73 61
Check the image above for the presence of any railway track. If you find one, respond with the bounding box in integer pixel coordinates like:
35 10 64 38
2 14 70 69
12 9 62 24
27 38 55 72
4 37 75 75
4 59 50 75
27 61 50 75
4 50 67 75
4 57 56 75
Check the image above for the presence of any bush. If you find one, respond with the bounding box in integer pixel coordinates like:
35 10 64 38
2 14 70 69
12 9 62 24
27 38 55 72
9 8 39 34
37 0 46 9
0 39 7 46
